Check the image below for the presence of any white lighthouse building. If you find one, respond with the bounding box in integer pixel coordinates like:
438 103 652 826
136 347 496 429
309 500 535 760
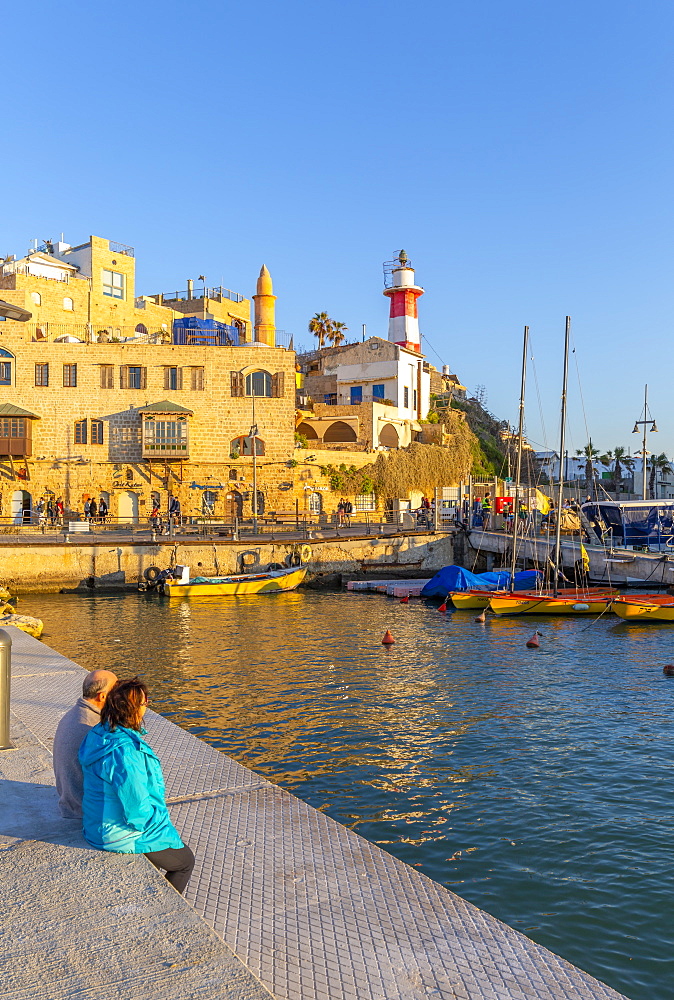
383 250 424 353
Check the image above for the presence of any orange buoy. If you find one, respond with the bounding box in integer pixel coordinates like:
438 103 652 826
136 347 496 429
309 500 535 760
474 611 486 623
438 602 447 612
400 596 409 604
382 630 395 646
526 631 542 648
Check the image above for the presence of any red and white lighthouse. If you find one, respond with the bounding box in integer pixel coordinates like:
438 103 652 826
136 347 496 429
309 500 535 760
383 250 424 353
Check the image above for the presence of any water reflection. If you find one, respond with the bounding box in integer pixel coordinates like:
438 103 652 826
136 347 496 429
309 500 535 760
20 590 674 1000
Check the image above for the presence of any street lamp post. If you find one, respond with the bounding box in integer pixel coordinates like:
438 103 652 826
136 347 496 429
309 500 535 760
632 384 658 500
250 391 258 535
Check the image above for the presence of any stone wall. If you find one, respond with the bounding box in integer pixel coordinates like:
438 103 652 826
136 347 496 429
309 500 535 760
0 531 454 591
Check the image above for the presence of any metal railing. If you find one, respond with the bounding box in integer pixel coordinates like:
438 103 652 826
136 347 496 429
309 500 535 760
160 285 244 304
1 262 71 283
108 241 135 257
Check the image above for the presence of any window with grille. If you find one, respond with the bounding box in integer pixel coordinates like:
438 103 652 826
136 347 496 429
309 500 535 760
35 363 49 387
102 269 124 299
143 418 188 453
100 365 114 389
0 418 25 437
403 387 409 408
75 419 87 444
63 364 77 387
91 420 104 445
354 494 376 511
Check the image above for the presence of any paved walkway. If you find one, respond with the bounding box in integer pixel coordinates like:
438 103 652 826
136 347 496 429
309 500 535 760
2 629 630 1000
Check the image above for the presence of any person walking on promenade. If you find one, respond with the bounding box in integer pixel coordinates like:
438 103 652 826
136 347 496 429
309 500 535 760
89 498 98 523
343 498 352 526
481 493 493 530
53 669 118 818
98 496 109 522
84 498 91 521
337 499 346 527
79 677 195 894
56 497 64 524
168 495 181 529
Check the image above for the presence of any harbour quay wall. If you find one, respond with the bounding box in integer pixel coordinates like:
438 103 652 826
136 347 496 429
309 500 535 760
0 530 456 592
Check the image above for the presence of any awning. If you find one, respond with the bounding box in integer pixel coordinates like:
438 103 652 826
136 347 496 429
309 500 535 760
137 400 194 415
0 403 40 418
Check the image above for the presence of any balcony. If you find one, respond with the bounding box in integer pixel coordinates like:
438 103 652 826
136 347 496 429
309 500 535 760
160 285 244 304
108 241 134 257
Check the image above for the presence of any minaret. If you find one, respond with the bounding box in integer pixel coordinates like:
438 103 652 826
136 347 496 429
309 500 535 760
253 265 276 346
383 250 424 353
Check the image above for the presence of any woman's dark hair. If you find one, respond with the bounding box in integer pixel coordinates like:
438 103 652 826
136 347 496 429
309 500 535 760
101 677 149 732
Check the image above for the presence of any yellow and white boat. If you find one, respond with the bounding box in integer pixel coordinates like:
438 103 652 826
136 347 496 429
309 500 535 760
611 594 674 622
449 590 492 609
488 588 616 616
162 563 307 598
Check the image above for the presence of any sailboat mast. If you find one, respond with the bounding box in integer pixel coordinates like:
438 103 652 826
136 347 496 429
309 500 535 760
510 325 529 583
553 317 571 598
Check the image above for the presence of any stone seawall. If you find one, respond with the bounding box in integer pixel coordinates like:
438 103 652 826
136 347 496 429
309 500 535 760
0 531 455 592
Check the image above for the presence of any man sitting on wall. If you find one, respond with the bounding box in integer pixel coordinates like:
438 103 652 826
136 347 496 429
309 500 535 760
53 670 118 818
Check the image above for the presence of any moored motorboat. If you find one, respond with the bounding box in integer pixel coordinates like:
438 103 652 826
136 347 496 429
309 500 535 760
161 561 307 598
611 594 674 622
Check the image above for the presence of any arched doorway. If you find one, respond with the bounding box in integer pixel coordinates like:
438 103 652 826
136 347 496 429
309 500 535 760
225 489 243 519
308 492 323 514
379 422 400 448
323 420 357 443
118 490 139 524
11 489 32 525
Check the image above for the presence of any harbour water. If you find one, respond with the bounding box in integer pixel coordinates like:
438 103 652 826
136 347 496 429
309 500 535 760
20 588 674 1000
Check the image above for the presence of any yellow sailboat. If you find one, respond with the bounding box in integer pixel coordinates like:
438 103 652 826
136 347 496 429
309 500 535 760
611 594 674 622
489 589 616 616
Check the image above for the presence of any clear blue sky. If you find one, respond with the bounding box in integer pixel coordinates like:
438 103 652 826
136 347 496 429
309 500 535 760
4 1 673 460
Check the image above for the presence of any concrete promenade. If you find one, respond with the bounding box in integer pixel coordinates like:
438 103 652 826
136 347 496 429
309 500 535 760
1 629 630 1000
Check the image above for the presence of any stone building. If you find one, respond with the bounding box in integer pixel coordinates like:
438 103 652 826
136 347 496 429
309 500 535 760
0 235 299 523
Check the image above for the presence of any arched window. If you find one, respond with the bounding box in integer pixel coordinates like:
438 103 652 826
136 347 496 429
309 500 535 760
31 292 41 306
296 421 320 440
135 323 148 335
379 422 400 448
63 297 74 311
245 370 272 397
0 348 15 385
230 435 265 457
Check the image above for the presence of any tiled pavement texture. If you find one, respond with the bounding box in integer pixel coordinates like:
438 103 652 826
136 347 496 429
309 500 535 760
6 628 630 1000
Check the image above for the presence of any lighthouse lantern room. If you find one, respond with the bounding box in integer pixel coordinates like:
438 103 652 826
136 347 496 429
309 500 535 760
382 249 424 353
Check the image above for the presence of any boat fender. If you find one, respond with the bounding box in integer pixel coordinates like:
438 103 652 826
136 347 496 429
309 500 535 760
267 562 284 571
300 544 312 563
572 603 590 612
144 566 161 582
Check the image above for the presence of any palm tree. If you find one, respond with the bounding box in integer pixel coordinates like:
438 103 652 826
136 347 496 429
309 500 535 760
308 312 333 349
600 446 634 494
328 320 348 347
648 453 673 499
575 441 600 494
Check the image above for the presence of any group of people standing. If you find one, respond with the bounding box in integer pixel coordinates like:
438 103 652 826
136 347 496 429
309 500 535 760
151 495 181 534
336 498 353 526
35 496 65 526
53 671 195 895
83 496 109 523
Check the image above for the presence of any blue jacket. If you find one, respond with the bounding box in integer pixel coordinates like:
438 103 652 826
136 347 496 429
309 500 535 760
79 722 183 854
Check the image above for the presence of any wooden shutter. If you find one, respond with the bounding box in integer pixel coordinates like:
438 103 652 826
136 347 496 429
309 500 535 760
140 367 147 390
272 371 285 398
230 371 244 397
163 367 170 391
176 367 183 390
120 365 128 389
191 367 204 391
100 365 113 389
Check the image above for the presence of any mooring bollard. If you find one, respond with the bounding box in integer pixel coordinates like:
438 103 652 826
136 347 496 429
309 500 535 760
0 628 13 750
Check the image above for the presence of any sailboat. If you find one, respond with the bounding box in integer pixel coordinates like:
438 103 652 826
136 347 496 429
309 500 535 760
488 317 616 616
451 326 534 610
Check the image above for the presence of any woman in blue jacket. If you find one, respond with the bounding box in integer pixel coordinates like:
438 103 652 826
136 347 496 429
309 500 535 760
79 677 195 894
